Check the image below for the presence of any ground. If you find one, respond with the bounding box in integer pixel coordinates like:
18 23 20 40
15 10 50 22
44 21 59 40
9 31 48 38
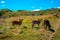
0 14 60 40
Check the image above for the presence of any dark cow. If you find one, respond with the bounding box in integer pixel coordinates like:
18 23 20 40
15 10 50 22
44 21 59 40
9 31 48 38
32 19 42 28
44 19 55 32
12 19 23 26
44 19 51 29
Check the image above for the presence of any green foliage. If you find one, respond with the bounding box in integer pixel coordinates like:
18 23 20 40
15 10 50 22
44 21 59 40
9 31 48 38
0 8 60 17
0 25 5 31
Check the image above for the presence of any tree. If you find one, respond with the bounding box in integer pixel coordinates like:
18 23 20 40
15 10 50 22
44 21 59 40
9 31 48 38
1 8 12 12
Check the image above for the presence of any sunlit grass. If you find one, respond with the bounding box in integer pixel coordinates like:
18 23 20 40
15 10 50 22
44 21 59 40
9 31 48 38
0 15 60 40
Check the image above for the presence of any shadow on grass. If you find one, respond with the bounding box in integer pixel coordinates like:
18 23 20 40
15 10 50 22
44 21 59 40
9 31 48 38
49 29 55 32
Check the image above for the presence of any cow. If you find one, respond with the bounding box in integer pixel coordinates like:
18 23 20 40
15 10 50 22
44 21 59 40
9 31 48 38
44 19 55 32
44 19 51 29
32 19 42 28
12 19 23 26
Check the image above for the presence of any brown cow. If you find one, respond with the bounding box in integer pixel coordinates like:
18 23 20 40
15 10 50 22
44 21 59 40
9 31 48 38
32 19 42 28
12 19 23 26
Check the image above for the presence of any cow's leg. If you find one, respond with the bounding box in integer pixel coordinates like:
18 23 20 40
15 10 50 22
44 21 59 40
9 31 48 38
32 24 34 28
48 24 51 30
19 24 21 27
44 24 47 29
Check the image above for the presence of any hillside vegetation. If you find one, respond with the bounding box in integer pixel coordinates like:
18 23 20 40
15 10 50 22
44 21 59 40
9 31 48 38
0 8 60 18
0 8 60 40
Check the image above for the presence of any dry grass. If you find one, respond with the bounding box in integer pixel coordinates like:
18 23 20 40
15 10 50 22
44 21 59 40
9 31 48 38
0 14 60 40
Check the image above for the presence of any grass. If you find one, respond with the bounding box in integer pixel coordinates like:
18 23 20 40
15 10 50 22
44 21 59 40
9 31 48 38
0 14 60 40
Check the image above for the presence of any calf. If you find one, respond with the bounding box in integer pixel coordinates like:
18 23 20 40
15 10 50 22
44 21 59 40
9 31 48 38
32 19 42 28
12 19 23 26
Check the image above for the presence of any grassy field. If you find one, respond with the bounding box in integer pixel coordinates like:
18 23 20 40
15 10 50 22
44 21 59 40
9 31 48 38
0 14 60 40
